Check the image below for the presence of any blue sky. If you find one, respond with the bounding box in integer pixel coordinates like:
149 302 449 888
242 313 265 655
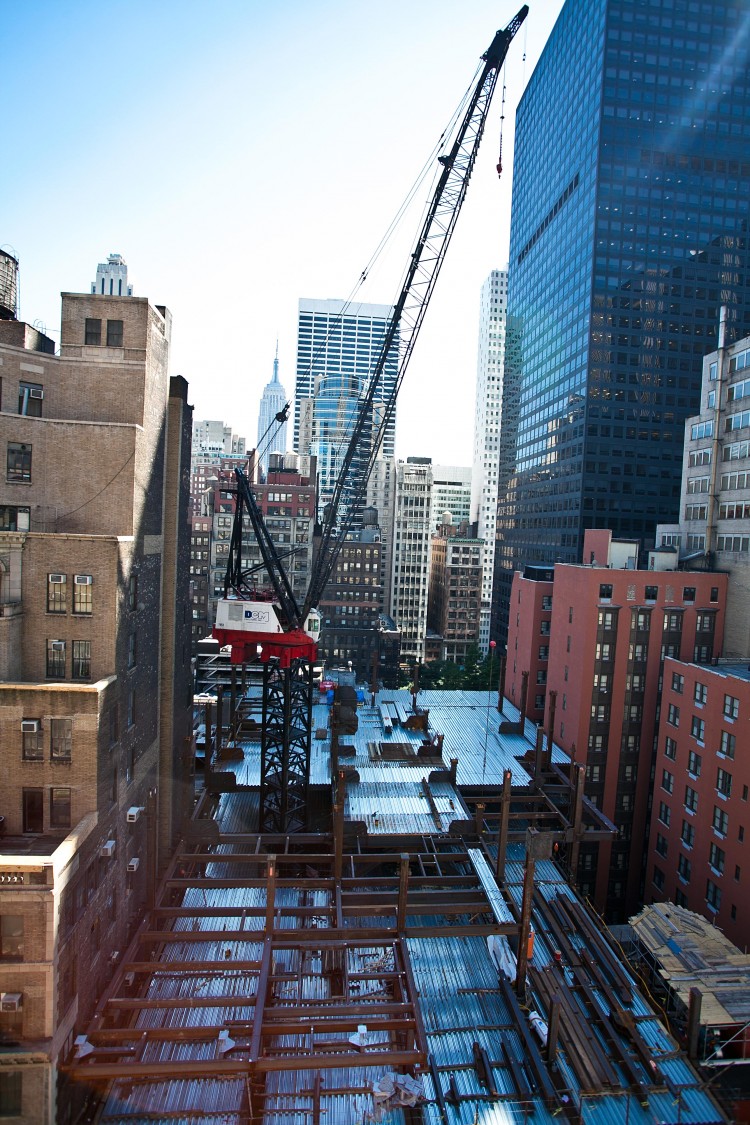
4 0 564 464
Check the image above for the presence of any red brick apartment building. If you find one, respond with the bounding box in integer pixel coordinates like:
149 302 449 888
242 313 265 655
649 659 750 947
506 530 727 922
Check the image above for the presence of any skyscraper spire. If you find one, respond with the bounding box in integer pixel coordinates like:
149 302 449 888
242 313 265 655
257 345 288 480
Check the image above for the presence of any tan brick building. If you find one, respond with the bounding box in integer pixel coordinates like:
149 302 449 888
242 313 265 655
0 287 192 1123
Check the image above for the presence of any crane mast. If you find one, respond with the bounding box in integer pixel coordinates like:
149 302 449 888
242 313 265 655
213 7 528 832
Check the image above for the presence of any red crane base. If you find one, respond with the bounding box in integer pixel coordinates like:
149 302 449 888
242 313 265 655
212 627 317 669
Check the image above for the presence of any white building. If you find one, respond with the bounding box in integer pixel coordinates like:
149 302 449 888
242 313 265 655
293 299 398 500
389 458 433 663
470 269 508 653
431 465 472 533
654 319 750 659
191 419 246 472
256 345 288 480
91 253 133 297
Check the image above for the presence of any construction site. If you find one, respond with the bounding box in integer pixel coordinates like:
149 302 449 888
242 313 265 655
67 675 729 1124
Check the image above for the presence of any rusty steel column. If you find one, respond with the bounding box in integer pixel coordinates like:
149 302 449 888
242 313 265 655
569 763 586 883
518 670 529 729
516 845 536 998
334 789 345 885
397 853 410 931
545 690 557 767
215 685 224 756
534 726 544 779
495 769 512 881
475 802 486 838
265 854 277 933
229 666 237 735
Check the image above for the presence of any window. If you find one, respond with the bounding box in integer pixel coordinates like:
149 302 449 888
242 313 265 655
127 690 135 729
0 505 30 531
7 442 32 482
127 632 137 669
655 833 668 857
709 843 726 874
21 719 43 761
710 587 719 603
18 381 43 417
661 769 674 794
681 820 695 847
691 716 705 743
653 866 665 890
658 801 671 827
712 806 729 836
665 736 677 760
0 1071 22 1115
47 573 67 614
0 915 24 961
723 695 740 721
538 646 549 661
50 787 71 828
50 718 72 762
84 317 101 345
71 640 90 680
645 586 658 602
694 682 707 705
685 786 699 813
46 639 66 679
73 576 93 614
678 854 691 883
683 587 696 604
106 319 123 347
667 704 680 727
599 583 613 601
717 768 733 798
706 880 722 912
128 573 138 612
688 751 702 777
720 730 736 759
671 673 684 694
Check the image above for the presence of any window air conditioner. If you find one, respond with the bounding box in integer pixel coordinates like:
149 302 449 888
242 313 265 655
100 840 116 858
126 806 143 823
0 993 22 1012
29 388 44 399
49 574 65 584
21 720 39 733
109 950 120 964
51 641 65 652
74 575 93 585
127 858 140 873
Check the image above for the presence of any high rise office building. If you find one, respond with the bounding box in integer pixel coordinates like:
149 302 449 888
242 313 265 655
431 465 472 533
293 299 398 507
494 0 750 643
91 252 133 297
471 270 508 653
256 345 288 480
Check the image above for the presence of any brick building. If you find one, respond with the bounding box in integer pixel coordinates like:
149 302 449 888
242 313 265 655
0 284 192 1120
648 660 750 947
427 525 483 664
506 530 727 922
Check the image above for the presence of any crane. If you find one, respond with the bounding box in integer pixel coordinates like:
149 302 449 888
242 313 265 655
213 6 528 831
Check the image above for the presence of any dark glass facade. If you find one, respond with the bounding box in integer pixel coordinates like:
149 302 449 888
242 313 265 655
494 0 750 642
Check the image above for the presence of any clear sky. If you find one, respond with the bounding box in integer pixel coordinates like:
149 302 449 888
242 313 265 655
3 0 564 465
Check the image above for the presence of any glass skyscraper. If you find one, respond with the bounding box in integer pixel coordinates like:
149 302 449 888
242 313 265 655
494 0 750 641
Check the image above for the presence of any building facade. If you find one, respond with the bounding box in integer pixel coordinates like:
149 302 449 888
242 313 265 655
0 285 192 1118
471 270 508 653
427 530 483 664
656 328 750 659
506 530 727 922
495 0 750 644
389 458 433 664
293 298 398 505
649 660 750 949
431 465 472 534
316 510 385 680
256 345 288 480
